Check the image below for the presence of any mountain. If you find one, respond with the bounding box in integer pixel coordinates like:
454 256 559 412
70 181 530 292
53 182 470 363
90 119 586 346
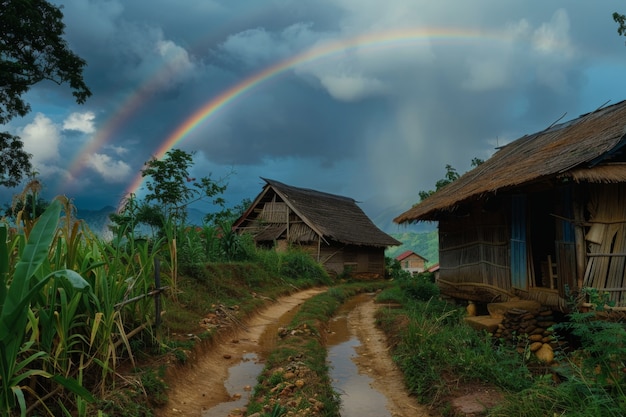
361 196 436 235
75 206 116 237
358 196 439 266
75 206 211 237
385 229 439 266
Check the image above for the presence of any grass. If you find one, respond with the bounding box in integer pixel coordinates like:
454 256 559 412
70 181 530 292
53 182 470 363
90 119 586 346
94 366 168 417
372 272 626 416
376 274 526 407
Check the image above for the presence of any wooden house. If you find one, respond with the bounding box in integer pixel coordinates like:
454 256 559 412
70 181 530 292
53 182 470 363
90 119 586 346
396 250 428 275
234 178 400 277
395 101 626 310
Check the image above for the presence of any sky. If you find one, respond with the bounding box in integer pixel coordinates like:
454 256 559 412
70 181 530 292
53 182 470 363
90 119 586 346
5 0 626 229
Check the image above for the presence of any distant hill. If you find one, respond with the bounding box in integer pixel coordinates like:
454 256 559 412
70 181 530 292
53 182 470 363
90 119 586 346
361 195 434 234
75 206 116 237
385 230 439 267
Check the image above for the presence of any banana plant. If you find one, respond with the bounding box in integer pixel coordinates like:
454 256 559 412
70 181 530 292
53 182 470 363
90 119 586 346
0 199 94 416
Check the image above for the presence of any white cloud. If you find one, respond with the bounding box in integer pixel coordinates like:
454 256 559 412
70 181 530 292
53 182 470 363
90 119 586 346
63 111 96 133
87 153 132 183
532 9 572 58
20 113 61 166
153 39 196 87
106 144 130 156
318 73 386 101
462 9 576 93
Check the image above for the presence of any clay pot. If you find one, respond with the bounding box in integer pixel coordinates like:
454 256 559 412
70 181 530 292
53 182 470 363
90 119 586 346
466 301 477 317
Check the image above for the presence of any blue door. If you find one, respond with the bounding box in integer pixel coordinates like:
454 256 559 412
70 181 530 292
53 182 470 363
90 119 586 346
511 194 527 290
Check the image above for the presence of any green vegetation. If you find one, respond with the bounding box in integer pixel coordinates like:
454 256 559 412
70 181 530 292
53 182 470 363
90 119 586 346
417 158 483 202
0 195 156 417
375 269 626 416
0 148 336 416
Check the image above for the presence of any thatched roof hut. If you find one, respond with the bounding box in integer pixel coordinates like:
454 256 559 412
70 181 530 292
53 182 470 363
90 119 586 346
235 178 400 277
395 100 626 309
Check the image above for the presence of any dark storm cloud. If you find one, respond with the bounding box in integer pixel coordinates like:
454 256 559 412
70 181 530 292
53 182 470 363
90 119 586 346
5 0 626 223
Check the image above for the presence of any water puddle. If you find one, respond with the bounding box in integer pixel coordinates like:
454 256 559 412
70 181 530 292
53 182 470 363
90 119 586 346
201 353 262 416
327 293 392 417
202 302 303 416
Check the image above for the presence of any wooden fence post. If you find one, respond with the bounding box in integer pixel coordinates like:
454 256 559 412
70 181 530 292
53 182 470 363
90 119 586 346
155 258 161 329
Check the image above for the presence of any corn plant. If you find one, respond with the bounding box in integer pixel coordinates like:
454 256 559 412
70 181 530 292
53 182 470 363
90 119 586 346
0 199 94 416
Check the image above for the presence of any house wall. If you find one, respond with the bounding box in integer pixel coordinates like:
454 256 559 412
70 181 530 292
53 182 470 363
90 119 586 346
436 191 573 308
319 244 386 278
428 180 626 308
438 203 511 300
400 254 426 274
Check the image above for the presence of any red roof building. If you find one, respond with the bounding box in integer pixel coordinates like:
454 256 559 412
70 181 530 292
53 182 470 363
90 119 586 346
396 250 428 275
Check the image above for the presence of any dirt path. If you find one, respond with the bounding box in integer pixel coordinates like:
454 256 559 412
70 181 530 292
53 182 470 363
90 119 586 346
157 289 430 417
156 288 326 417
348 298 431 417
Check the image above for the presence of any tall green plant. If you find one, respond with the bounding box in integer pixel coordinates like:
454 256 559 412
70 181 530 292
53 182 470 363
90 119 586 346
0 199 93 416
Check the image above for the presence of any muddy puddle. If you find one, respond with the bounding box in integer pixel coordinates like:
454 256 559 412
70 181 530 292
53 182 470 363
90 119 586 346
202 303 302 416
326 293 392 417
202 291 393 417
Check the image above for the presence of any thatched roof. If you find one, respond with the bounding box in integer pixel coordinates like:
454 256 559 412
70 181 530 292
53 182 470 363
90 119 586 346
240 178 400 247
395 100 626 223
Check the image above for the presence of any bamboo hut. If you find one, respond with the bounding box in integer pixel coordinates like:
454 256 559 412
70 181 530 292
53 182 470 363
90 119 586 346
395 100 626 310
233 178 400 277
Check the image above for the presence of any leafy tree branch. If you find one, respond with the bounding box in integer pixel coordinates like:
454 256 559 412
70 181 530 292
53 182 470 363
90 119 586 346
0 0 91 187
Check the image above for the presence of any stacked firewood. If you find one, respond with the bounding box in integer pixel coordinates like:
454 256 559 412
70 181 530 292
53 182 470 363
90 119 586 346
493 307 560 362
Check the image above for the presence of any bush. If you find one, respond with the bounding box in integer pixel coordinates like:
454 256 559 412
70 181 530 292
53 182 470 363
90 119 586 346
279 249 331 285
400 274 440 301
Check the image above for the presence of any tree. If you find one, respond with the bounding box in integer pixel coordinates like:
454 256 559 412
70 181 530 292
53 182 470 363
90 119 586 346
418 158 484 202
112 148 231 237
0 0 91 186
204 197 252 225
614 12 626 36
141 149 230 227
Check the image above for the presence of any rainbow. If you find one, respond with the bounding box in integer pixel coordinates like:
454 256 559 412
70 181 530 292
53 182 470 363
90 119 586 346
110 27 506 201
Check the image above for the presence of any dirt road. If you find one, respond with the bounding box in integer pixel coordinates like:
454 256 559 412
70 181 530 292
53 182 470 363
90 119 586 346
348 298 430 417
157 288 429 417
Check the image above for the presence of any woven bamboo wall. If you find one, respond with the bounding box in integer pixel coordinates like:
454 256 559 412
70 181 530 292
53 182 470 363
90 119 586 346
319 244 385 277
583 183 626 306
259 202 289 222
439 207 510 290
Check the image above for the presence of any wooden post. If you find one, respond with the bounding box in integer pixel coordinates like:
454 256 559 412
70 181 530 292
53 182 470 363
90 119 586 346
317 235 321 262
286 206 290 243
572 199 586 290
154 258 161 330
